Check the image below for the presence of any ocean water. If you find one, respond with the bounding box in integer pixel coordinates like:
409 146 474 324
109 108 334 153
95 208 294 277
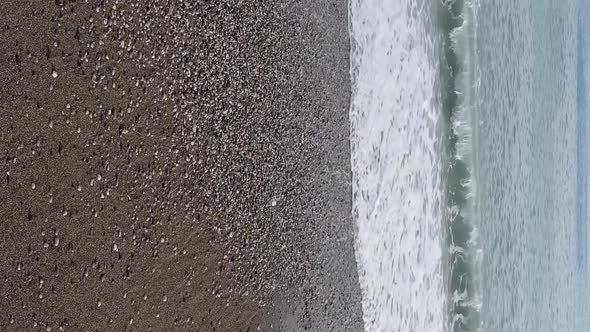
349 0 448 330
349 0 589 331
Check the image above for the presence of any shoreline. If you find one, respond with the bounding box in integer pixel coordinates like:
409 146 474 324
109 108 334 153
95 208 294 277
268 0 364 330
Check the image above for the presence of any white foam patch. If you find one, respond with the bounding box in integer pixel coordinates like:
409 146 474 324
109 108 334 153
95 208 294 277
349 0 448 331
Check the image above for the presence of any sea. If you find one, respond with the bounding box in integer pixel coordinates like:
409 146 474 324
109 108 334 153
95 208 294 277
349 0 590 331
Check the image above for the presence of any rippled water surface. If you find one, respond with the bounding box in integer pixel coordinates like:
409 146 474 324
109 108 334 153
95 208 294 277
349 0 589 331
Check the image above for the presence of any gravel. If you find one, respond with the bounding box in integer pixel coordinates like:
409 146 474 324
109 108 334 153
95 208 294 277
0 0 363 330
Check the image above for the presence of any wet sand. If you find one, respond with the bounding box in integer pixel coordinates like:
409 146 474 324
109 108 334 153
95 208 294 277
0 1 362 331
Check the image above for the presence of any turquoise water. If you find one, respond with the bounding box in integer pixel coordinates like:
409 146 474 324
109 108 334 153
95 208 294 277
447 0 589 330
349 0 589 330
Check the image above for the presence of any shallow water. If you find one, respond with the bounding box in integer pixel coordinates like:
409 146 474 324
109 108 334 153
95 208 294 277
349 0 589 331
349 1 448 330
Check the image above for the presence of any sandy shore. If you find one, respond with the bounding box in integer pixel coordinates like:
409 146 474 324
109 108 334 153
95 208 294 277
0 1 362 331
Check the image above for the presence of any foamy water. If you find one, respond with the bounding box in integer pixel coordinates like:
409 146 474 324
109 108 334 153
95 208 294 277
348 1 448 331
350 0 588 331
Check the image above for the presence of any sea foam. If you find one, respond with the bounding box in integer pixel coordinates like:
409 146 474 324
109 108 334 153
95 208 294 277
349 0 449 330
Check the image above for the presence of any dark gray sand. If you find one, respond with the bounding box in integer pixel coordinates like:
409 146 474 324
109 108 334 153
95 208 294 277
0 1 363 331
